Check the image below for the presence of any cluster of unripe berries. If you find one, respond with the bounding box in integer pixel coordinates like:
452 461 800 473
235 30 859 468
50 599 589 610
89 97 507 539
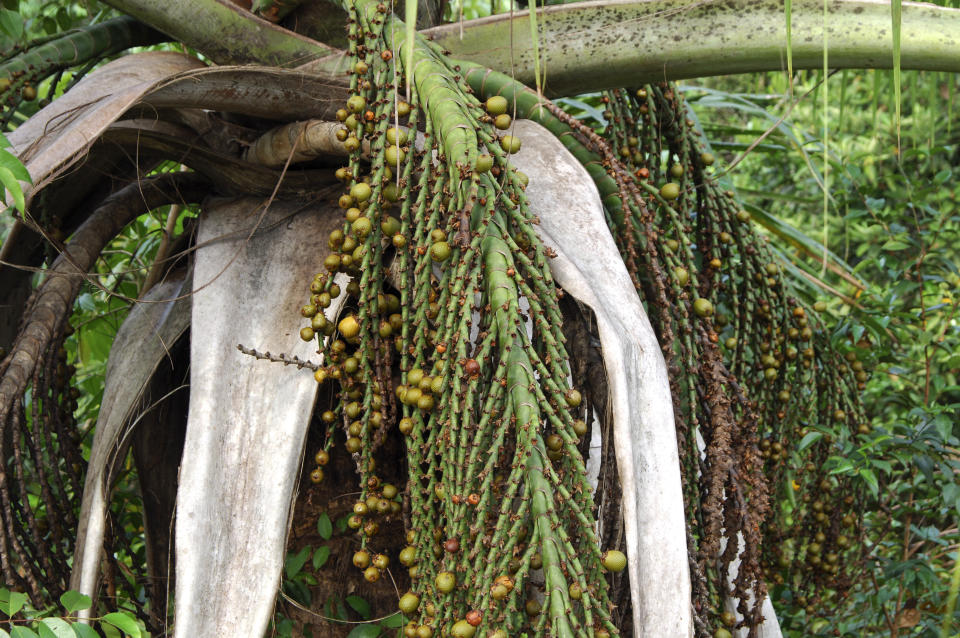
388 545 626 638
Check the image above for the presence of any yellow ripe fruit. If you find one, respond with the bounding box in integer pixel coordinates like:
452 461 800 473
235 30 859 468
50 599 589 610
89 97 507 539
338 315 360 339
485 95 508 115
601 549 627 572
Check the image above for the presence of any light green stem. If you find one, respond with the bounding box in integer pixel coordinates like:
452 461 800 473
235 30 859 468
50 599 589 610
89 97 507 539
101 0 334 66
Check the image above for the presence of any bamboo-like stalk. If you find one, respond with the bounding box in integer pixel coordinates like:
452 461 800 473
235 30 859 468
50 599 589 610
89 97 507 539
101 0 335 66
103 0 960 95
0 16 162 83
330 0 960 96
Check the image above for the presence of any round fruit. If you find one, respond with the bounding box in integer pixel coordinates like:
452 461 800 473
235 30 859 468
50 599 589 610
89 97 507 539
399 592 420 614
310 468 324 483
545 434 563 451
435 571 456 593
338 315 360 338
720 611 736 627
451 620 477 638
494 113 512 130
601 549 627 572
693 298 714 318
21 85 37 101
299 327 315 341
364 566 380 582
660 182 680 200
353 550 371 568
701 152 715 166
564 389 582 407
485 95 508 115
350 182 372 202
573 419 588 437
347 95 366 113
714 629 732 638
352 216 372 239
399 545 417 566
385 145 405 166
475 154 494 173
524 599 541 617
465 610 482 626
430 241 451 262
500 135 522 154
669 163 684 178
674 266 689 286
386 127 408 145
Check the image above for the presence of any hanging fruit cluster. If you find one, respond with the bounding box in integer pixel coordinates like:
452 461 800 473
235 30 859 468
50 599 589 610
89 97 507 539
595 85 867 635
425 63 870 633
296 1 622 636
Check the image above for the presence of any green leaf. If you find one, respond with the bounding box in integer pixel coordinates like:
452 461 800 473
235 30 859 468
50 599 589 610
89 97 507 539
346 595 371 620
10 628 38 638
797 431 823 453
345 624 379 638
859 468 879 498
0 628 10 638
285 546 312 579
0 166 26 214
37 618 76 638
312 545 331 570
283 579 312 607
59 592 91 614
0 148 30 182
0 589 28 617
101 612 141 638
99 623 119 638
943 482 960 513
0 8 22 39
70 623 98 638
881 239 910 252
317 513 332 540
273 618 293 638
380 613 404 629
